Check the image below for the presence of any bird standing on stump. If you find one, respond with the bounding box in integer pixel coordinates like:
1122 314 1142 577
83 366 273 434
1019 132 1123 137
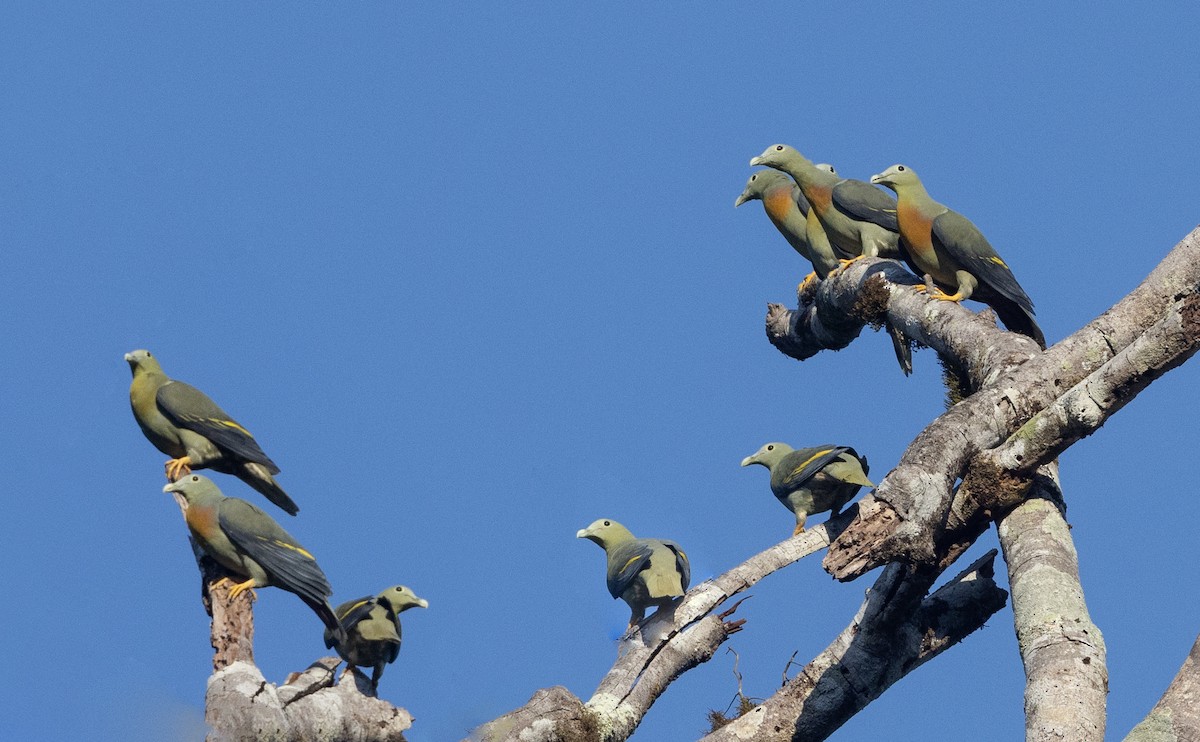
870 165 1046 348
577 519 690 630
741 443 873 536
126 349 299 515
324 585 428 693
164 474 342 641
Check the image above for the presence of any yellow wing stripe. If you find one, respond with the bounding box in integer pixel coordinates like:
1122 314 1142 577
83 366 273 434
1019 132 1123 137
987 256 1008 268
788 448 836 479
621 555 642 572
338 599 371 620
255 535 314 560
211 418 254 437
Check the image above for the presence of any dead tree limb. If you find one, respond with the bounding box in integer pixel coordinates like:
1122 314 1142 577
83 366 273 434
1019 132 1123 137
180 523 415 741
997 471 1107 742
470 516 855 741
700 550 1008 742
819 228 1200 581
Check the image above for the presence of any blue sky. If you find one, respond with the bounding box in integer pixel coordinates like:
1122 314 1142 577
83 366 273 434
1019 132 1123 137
3 4 1199 741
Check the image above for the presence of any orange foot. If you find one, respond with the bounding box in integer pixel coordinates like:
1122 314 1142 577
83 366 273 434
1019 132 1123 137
228 578 258 602
165 457 193 481
797 271 819 297
828 255 866 278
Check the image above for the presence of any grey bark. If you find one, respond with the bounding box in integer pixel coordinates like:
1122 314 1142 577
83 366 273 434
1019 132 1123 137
470 519 854 741
188 532 414 741
1125 632 1200 742
472 516 1007 742
699 551 1008 742
997 473 1107 742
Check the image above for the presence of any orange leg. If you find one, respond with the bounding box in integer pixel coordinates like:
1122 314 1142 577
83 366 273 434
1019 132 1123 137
792 512 808 536
827 255 866 278
797 271 819 296
165 457 193 481
228 578 258 602
928 287 967 302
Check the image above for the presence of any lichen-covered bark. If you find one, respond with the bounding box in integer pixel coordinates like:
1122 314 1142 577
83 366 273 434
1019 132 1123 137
819 228 1200 582
700 551 1008 742
444 228 1198 741
1125 632 1200 742
997 475 1107 742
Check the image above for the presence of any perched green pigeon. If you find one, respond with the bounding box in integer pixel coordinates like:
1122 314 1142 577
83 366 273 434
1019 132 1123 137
741 151 913 375
126 349 298 515
869 165 1046 348
577 519 690 629
164 474 341 640
324 585 428 692
735 166 842 293
750 144 901 264
741 443 873 536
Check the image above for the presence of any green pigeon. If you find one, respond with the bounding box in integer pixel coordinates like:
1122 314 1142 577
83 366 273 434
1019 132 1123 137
163 474 341 640
750 144 901 264
742 149 914 375
870 165 1046 348
735 166 842 294
741 443 873 536
577 519 690 629
324 585 428 692
126 349 298 515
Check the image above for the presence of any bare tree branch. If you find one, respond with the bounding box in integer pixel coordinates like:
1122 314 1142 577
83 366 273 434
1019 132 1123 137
997 470 1107 742
469 517 855 741
1124 632 1200 741
700 550 1008 742
820 228 1200 582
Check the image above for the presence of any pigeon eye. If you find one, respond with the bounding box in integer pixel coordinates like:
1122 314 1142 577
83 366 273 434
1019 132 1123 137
750 174 757 181
775 145 784 151
767 445 774 451
897 165 906 172
191 475 200 482
603 520 611 526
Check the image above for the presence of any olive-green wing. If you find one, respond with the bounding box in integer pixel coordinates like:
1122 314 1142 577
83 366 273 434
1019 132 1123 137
157 381 280 473
325 596 374 648
932 211 1035 315
217 498 331 607
606 540 655 600
831 179 899 232
334 596 378 628
661 541 691 592
774 446 853 493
